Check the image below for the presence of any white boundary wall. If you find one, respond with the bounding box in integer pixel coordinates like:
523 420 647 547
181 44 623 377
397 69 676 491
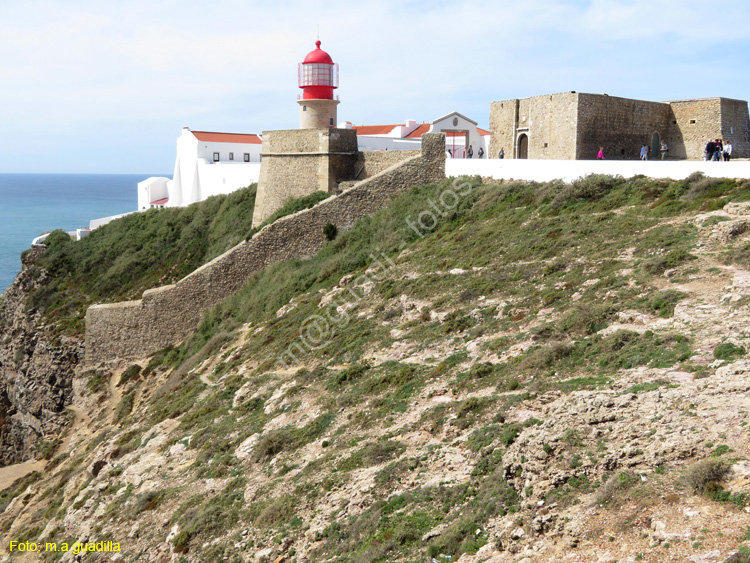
195 161 262 199
446 159 750 182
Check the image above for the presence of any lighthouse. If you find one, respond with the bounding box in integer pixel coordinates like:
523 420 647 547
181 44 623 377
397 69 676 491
298 40 340 129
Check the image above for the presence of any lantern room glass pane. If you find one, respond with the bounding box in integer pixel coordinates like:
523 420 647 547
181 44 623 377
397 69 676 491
298 63 339 88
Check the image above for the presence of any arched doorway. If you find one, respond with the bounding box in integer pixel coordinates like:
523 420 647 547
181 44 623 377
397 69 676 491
651 133 660 159
518 134 529 159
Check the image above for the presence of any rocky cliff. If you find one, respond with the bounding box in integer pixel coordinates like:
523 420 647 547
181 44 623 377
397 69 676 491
0 250 82 466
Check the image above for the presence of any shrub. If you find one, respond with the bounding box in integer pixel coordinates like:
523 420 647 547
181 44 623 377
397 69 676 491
636 289 686 318
337 440 406 471
552 174 623 207
84 369 109 395
683 458 731 493
595 470 638 505
684 176 727 200
714 342 746 361
323 222 338 241
43 229 73 249
114 392 135 423
118 364 142 387
253 413 335 460
724 546 750 563
254 496 296 528
559 303 615 336
335 362 371 385
641 249 697 275
468 362 495 379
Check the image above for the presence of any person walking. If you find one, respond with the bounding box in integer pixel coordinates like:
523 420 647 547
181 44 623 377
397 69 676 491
597 147 605 159
724 141 733 161
660 141 669 160
640 144 648 161
467 145 474 159
498 147 505 159
478 146 484 159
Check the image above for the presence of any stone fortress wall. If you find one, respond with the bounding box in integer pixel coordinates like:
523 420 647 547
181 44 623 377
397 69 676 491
354 149 421 180
489 93 579 160
251 128 359 228
490 92 750 161
575 94 672 160
85 134 446 363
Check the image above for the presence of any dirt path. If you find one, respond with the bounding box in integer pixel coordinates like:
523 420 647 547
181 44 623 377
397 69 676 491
0 459 45 492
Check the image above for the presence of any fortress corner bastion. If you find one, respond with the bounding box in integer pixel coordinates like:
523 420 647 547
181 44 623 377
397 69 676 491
85 133 445 364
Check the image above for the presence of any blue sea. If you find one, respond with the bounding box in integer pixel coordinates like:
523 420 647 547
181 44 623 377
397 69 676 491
0 174 164 294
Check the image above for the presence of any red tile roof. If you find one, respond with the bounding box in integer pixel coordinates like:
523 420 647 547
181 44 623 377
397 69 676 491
405 123 431 138
352 124 400 135
191 131 262 144
477 127 490 136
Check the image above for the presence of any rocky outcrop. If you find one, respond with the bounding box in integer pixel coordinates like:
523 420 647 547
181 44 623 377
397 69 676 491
0 251 82 466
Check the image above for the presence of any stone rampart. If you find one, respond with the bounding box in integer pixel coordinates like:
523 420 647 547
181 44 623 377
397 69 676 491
576 94 672 160
85 134 445 363
721 98 750 158
251 128 359 228
355 150 420 180
489 93 579 160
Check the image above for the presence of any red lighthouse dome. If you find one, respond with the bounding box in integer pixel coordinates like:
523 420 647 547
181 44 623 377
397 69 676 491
298 40 339 100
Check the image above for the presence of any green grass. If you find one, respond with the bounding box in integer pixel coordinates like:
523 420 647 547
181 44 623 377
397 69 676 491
714 342 746 361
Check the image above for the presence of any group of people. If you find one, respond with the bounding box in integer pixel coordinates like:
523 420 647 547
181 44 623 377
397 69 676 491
465 145 484 159
460 140 734 160
704 139 733 161
616 139 734 161
635 142 670 161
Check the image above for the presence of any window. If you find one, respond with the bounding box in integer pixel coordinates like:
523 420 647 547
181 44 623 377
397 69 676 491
244 153 250 162
303 105 307 111
689 119 696 124
330 118 334 126
543 142 548 148
213 152 220 162
229 152 234 161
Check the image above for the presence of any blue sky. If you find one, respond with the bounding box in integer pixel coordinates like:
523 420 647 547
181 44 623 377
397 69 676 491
0 0 748 174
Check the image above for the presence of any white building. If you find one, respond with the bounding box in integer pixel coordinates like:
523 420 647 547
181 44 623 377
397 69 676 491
137 127 263 210
343 111 490 157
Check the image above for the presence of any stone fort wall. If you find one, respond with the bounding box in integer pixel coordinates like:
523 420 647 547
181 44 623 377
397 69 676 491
355 149 421 180
85 134 446 364
489 93 578 160
576 94 672 160
490 93 750 160
251 128 359 228
720 99 750 158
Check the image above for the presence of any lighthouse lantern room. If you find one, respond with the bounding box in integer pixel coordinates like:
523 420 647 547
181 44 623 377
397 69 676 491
297 40 340 129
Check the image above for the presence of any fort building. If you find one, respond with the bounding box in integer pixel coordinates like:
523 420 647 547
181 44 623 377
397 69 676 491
489 92 750 160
